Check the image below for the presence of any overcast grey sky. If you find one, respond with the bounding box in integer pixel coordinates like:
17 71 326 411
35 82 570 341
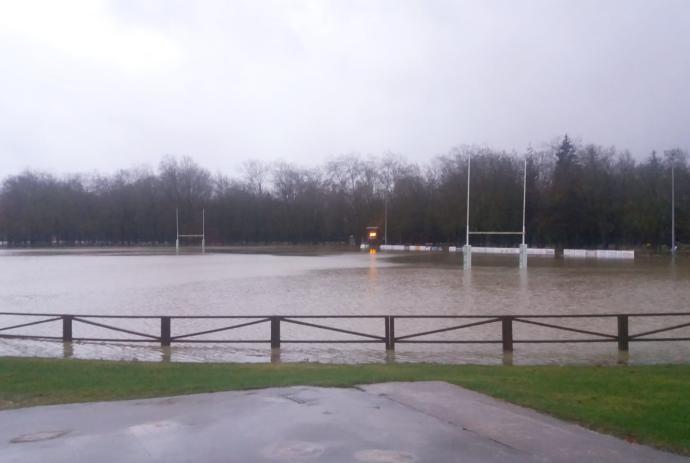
1 0 689 178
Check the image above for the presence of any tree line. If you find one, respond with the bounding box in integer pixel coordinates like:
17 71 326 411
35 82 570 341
0 135 687 250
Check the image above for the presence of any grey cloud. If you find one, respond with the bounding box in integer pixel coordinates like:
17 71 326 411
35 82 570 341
0 0 689 178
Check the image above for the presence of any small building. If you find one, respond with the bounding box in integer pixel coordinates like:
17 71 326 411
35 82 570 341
366 226 380 250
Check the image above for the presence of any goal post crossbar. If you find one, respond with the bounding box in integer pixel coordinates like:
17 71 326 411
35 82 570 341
468 231 523 235
175 208 206 254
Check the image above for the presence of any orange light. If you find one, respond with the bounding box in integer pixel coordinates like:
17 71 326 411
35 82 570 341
368 232 377 238
369 248 377 255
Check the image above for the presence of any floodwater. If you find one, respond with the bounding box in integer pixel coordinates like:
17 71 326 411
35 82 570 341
1 247 689 365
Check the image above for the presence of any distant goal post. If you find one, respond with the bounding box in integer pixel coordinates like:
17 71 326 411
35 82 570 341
175 208 206 254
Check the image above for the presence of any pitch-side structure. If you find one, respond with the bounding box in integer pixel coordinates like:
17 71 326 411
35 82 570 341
176 208 205 255
464 154 528 269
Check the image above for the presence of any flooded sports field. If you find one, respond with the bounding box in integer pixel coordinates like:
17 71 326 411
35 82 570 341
1 247 689 365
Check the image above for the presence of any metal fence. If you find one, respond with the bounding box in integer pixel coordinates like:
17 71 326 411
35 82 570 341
1 312 690 353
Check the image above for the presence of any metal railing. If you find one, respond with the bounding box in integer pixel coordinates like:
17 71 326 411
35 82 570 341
1 312 690 353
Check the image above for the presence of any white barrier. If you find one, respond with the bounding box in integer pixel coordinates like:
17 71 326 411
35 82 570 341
448 246 554 256
564 249 634 259
373 244 633 259
380 245 405 251
526 248 556 256
379 245 442 252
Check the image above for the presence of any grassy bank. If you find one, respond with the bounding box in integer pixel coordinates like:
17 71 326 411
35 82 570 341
1 358 688 455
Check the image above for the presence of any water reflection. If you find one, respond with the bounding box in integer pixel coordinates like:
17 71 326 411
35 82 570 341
617 350 629 365
270 348 281 364
461 265 473 313
367 253 379 287
385 350 397 364
62 342 73 359
161 346 172 363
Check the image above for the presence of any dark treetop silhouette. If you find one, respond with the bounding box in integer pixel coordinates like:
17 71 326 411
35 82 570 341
0 136 687 249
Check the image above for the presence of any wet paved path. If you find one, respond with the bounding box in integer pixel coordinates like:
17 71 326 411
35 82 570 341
0 381 686 462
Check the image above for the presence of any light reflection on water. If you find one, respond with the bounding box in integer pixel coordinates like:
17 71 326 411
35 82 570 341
0 248 689 365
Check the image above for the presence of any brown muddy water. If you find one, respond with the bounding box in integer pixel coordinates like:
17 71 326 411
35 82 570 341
1 247 689 365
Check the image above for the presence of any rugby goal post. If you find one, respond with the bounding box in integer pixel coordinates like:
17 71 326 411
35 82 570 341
176 208 206 254
464 154 527 269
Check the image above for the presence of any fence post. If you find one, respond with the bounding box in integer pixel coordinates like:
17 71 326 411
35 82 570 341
271 316 281 349
62 315 73 342
388 316 395 351
161 316 171 347
501 316 513 353
384 316 390 350
384 316 396 350
617 315 629 351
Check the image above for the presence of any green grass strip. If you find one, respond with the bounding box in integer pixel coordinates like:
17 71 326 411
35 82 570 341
1 357 688 455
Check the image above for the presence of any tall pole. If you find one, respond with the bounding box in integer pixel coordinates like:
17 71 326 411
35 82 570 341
466 153 471 246
202 208 206 254
519 155 528 269
175 208 179 255
671 161 676 256
463 153 472 269
522 155 527 246
384 196 388 245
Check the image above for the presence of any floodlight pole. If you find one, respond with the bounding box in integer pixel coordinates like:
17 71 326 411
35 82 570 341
463 153 472 269
384 196 388 245
175 208 180 255
519 155 528 269
671 160 676 257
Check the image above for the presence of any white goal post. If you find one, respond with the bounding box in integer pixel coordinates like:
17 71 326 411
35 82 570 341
176 208 206 254
464 154 528 269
